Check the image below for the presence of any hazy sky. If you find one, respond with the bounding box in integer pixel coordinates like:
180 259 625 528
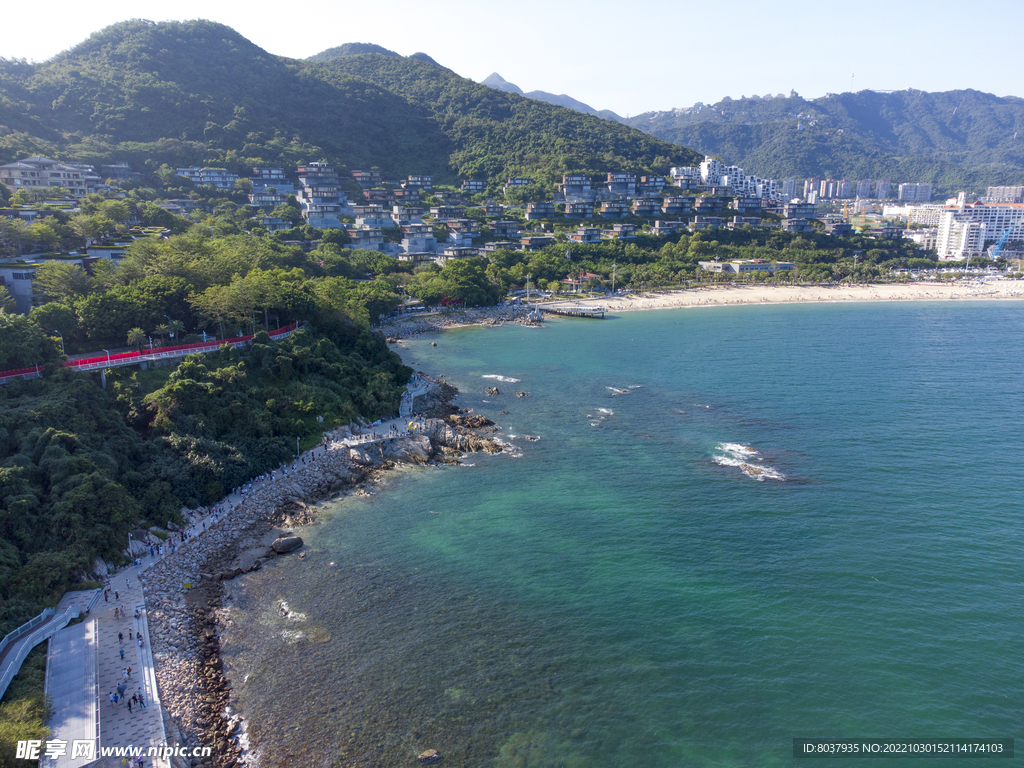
4 0 1022 116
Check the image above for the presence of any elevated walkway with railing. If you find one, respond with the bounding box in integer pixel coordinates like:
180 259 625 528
0 589 100 701
0 322 302 385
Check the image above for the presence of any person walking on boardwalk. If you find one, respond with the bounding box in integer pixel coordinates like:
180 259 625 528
127 697 132 714
120 648 124 660
137 689 146 708
118 632 123 644
109 692 115 708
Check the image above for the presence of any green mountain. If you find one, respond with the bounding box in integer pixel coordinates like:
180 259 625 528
480 72 625 124
0 20 699 185
625 90 1024 196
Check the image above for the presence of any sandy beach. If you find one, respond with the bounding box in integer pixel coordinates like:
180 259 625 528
547 281 1024 313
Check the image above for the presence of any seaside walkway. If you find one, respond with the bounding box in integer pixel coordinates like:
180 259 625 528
41 376 435 764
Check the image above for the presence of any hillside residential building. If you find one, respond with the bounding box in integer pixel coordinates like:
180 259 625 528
604 223 638 239
638 176 667 197
825 221 854 236
489 220 521 238
253 216 291 233
571 227 602 244
461 179 486 194
0 157 91 198
731 197 762 213
298 163 339 186
363 188 395 205
783 201 817 219
400 223 437 254
482 241 521 253
391 206 424 226
520 235 555 250
438 246 476 263
662 196 694 215
781 218 815 234
691 215 724 231
351 169 382 187
729 216 762 229
429 205 464 221
250 167 295 194
669 165 702 190
694 196 725 212
525 202 555 220
856 179 872 199
599 201 629 218
604 173 637 198
875 179 891 199
349 227 384 251
565 202 594 219
354 205 396 229
898 182 933 202
936 202 1024 259
781 179 798 199
985 186 1024 203
631 199 660 217
654 220 688 234
403 174 433 191
248 190 289 209
504 177 533 192
560 174 593 202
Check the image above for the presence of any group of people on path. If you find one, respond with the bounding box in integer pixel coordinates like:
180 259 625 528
108 686 146 713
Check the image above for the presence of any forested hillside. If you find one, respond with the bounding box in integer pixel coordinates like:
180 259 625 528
0 20 699 184
626 90 1024 196
0 230 414 632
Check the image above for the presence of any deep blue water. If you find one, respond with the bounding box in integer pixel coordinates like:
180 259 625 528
221 302 1024 767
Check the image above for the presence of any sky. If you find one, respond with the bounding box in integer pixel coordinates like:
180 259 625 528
4 0 1023 117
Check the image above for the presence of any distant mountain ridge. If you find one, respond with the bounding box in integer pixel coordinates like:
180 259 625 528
481 72 625 124
623 89 1024 196
0 21 699 186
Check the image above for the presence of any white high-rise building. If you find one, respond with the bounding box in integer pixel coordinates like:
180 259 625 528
935 202 1024 259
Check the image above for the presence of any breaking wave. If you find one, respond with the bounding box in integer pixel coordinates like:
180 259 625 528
713 443 785 481
483 374 520 383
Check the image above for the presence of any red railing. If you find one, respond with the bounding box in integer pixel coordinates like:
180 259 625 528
0 322 300 382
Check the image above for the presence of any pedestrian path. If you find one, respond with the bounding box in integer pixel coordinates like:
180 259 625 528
45 377 435 764
94 570 167 767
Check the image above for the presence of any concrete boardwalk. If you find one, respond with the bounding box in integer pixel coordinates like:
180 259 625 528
45 378 434 765
94 569 168 767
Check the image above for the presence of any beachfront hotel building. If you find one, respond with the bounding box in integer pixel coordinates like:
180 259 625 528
935 202 1024 260
698 259 794 274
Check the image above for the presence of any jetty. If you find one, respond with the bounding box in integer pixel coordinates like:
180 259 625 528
538 304 607 319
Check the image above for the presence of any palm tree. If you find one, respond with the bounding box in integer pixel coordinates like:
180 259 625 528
166 319 185 341
154 323 170 345
126 327 146 351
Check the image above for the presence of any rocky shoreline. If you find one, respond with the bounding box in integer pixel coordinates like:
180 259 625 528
379 305 532 340
141 381 507 767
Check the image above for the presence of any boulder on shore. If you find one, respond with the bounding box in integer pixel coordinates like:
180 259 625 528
271 536 303 554
383 434 433 464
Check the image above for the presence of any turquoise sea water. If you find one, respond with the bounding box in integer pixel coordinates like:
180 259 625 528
220 302 1024 767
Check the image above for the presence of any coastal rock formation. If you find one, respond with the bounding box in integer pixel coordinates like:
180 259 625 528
447 414 495 429
486 386 500 396
383 433 433 464
271 536 303 554
418 749 441 763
